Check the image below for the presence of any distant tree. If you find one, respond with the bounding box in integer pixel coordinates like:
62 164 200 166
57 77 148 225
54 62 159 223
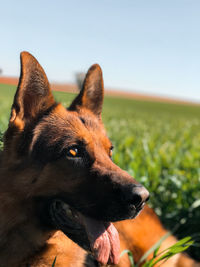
0 68 2 75
75 72 85 91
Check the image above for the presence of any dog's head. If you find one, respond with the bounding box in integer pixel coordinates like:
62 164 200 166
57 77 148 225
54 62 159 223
4 52 149 265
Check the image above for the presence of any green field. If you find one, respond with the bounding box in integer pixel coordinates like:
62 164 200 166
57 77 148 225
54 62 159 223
0 83 200 260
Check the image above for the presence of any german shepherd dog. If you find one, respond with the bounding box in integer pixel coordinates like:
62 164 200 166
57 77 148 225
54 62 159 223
0 52 199 267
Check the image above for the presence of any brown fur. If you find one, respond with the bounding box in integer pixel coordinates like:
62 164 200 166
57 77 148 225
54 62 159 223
0 52 198 267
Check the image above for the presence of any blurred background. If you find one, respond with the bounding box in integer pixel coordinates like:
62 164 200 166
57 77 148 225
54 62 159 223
0 0 200 261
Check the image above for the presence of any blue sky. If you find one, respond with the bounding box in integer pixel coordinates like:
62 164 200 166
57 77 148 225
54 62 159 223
1 0 200 101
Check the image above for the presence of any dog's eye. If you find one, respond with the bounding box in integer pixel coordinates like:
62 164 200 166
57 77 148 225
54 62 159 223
67 147 79 157
109 146 114 157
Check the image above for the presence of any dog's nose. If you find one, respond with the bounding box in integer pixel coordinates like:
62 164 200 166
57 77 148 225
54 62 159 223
132 185 149 207
123 184 149 208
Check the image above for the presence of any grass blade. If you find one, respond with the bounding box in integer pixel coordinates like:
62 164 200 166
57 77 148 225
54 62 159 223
136 231 171 266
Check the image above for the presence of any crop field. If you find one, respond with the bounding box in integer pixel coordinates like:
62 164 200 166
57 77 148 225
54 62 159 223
0 83 200 260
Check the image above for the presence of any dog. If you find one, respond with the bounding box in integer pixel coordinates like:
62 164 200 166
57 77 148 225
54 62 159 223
0 52 198 267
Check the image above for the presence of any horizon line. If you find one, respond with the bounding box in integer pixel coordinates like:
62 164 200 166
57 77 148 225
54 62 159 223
0 75 199 107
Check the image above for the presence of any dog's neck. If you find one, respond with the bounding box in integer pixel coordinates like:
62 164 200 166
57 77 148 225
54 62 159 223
0 196 52 266
0 159 53 267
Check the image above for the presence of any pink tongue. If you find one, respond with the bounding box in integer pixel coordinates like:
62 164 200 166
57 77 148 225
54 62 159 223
80 215 120 265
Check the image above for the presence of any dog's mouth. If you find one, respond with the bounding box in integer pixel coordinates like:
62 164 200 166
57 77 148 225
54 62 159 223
49 199 120 266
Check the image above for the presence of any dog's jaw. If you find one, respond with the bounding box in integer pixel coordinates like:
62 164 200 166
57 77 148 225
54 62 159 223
49 199 120 266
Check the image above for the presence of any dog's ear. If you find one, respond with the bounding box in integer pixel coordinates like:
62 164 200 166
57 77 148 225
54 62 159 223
69 64 104 117
9 51 55 128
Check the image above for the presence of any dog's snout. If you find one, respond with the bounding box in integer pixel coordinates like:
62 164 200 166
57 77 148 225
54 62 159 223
123 184 149 208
